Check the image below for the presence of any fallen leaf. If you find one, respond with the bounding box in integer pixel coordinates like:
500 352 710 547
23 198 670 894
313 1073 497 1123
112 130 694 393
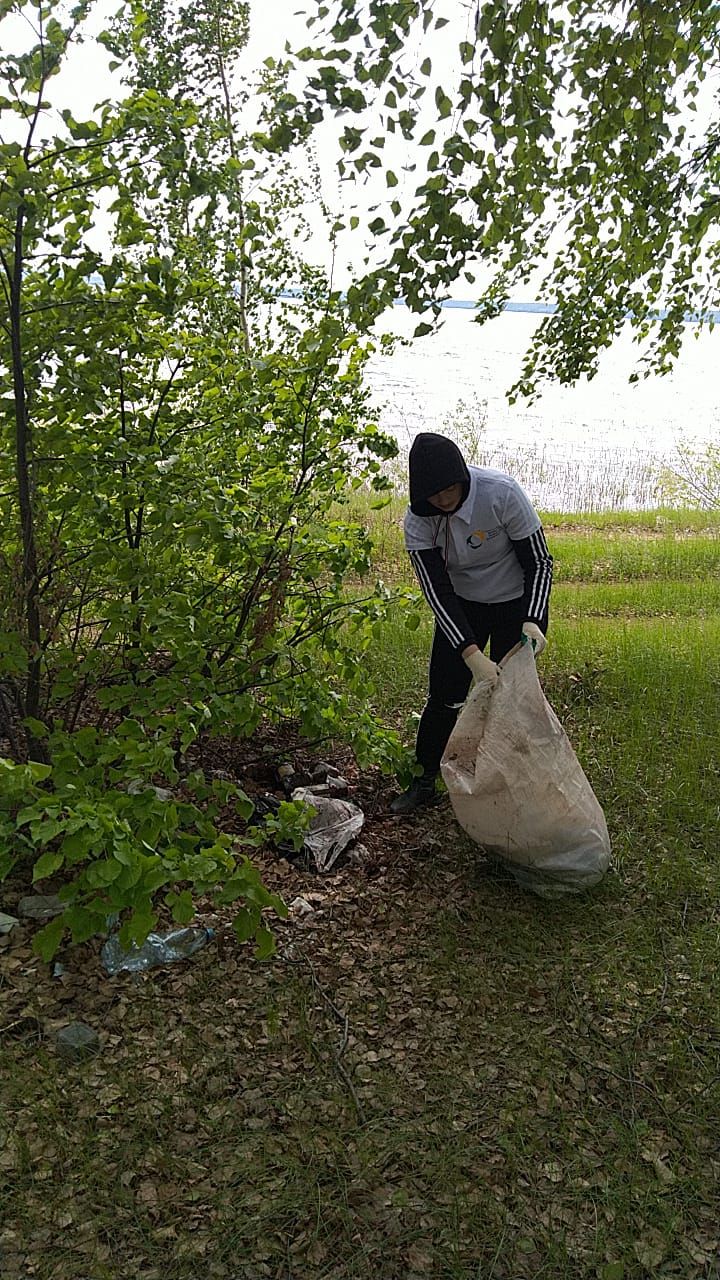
634 1230 666 1270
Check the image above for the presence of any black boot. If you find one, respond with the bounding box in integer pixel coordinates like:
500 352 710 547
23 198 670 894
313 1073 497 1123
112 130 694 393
389 773 440 816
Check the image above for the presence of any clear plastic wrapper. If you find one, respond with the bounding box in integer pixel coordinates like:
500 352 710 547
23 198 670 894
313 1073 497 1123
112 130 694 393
101 925 214 974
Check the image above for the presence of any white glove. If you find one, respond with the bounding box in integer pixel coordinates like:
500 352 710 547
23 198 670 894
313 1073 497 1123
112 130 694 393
463 648 499 683
522 621 547 656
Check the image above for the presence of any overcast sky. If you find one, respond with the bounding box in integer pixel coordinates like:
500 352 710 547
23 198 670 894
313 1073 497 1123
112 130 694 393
16 0 703 304
243 0 417 284
241 1 485 291
0 0 515 294
24 0 397 286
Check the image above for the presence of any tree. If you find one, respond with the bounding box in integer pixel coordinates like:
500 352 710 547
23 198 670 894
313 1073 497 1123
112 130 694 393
0 0 400 958
274 0 720 395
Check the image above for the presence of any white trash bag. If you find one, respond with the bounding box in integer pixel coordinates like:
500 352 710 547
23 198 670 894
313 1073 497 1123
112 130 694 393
290 787 365 873
441 642 611 897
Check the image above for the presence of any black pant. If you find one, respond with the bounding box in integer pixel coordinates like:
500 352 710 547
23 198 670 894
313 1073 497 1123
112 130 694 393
415 596 526 776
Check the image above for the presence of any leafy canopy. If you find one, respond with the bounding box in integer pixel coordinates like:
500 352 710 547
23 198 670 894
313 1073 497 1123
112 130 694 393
275 0 720 394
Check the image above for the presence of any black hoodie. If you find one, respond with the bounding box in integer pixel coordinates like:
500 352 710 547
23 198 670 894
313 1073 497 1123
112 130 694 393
409 433 471 516
404 434 552 652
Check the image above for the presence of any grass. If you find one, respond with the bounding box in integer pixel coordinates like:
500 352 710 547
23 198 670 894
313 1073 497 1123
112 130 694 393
345 494 720 583
551 580 720 616
2 501 720 1279
549 534 720 583
349 499 720 1276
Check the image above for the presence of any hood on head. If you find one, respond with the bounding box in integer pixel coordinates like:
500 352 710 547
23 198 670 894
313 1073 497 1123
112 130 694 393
409 433 471 516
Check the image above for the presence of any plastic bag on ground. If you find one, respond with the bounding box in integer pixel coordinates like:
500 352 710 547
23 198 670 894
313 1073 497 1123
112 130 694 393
101 925 214 974
291 787 364 873
441 643 611 897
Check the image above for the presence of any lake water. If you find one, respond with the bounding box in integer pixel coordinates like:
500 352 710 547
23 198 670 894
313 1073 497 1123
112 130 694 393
365 306 720 510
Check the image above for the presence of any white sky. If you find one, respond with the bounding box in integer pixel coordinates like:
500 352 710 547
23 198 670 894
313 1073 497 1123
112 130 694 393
241 1 490 290
243 1 415 284
7 0 385 284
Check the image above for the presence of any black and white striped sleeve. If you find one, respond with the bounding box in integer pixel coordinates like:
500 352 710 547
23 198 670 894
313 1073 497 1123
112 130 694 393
408 547 476 652
510 527 553 631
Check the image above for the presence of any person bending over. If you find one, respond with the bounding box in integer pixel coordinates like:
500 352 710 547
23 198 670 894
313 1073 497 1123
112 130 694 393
390 432 553 815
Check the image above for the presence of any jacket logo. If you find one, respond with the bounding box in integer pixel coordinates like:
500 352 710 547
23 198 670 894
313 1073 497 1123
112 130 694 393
466 527 501 549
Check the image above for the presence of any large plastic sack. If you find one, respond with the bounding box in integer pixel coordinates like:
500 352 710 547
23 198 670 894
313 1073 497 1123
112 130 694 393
441 642 611 897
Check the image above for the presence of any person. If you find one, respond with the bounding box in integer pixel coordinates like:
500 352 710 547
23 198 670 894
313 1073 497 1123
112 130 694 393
390 432 553 815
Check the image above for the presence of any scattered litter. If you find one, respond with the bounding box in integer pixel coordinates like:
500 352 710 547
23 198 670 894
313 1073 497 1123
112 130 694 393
345 842 371 865
252 792 282 819
0 912 19 934
278 762 311 795
17 894 64 921
55 1022 100 1059
301 776 349 799
291 787 365 873
101 925 214 975
311 761 341 783
52 961 67 978
327 774 349 796
289 896 315 918
127 779 174 801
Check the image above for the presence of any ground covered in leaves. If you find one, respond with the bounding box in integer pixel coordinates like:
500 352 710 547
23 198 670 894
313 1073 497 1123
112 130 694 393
1 742 719 1280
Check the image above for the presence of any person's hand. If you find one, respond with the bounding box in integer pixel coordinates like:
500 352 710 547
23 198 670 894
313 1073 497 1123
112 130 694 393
522 621 547 656
462 646 499 683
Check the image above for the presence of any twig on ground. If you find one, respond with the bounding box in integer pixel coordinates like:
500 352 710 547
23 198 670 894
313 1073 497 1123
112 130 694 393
563 1042 673 1124
695 1074 720 1097
302 958 365 1124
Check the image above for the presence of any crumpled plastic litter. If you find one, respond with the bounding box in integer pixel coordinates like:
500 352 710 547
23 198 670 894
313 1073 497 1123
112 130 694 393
289 896 315 917
101 925 214 974
291 787 365 873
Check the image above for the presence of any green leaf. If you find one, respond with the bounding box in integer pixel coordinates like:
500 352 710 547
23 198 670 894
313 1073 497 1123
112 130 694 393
27 761 52 782
235 793 255 822
268 892 288 920
166 888 195 924
232 907 257 943
23 717 49 739
435 87 453 118
254 925 276 960
33 915 66 963
123 904 157 947
32 849 64 882
61 830 96 864
64 903 103 944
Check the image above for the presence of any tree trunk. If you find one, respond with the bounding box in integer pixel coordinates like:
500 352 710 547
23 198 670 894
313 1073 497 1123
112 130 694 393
9 206 48 762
